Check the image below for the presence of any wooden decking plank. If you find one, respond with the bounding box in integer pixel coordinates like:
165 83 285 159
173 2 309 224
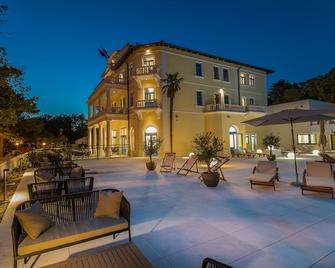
124 243 147 267
129 243 153 267
107 246 126 267
116 245 137 268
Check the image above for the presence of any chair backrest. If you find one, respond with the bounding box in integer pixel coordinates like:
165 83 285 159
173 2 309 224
256 161 277 174
183 155 198 170
70 166 85 178
306 161 333 177
162 153 176 166
202 258 233 268
210 157 229 171
64 177 94 194
27 181 63 199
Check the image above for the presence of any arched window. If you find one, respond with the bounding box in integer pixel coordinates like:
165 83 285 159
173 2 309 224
130 127 135 151
229 126 238 149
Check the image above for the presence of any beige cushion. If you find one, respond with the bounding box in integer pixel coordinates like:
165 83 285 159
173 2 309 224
249 172 275 182
256 161 277 174
306 162 333 177
15 202 54 239
95 191 123 219
305 176 335 189
18 217 128 256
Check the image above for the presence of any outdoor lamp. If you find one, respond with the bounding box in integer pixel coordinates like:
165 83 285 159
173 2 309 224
287 152 295 159
312 150 320 156
189 152 195 157
256 149 263 154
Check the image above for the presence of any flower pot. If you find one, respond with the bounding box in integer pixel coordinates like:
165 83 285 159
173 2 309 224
146 161 156 171
267 154 276 161
201 172 220 187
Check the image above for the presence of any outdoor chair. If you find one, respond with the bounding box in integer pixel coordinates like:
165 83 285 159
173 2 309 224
34 168 57 183
160 152 176 172
27 181 63 200
319 153 335 164
249 161 279 191
64 177 94 194
202 258 233 268
301 161 335 198
176 155 199 176
199 156 230 182
69 166 85 178
58 162 78 178
230 148 243 158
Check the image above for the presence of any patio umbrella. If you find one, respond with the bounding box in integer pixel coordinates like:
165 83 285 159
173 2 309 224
319 120 327 153
242 109 335 185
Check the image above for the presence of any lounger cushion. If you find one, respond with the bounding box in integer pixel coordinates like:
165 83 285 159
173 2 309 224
70 166 84 178
36 171 55 182
15 202 54 239
305 176 335 189
95 191 123 219
249 172 275 182
18 217 128 256
256 161 277 174
306 162 333 177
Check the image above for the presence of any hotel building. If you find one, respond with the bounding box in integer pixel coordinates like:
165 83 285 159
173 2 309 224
87 41 273 157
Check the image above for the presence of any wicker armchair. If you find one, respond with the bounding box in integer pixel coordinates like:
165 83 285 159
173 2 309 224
27 181 63 200
64 177 94 194
202 258 233 268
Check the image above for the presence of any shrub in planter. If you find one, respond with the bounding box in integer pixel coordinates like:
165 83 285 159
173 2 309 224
193 132 224 187
144 138 162 171
262 133 280 161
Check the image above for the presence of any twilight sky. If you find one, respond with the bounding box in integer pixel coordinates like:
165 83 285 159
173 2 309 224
2 0 335 116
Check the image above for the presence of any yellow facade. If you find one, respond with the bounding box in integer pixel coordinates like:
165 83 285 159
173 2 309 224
87 41 272 157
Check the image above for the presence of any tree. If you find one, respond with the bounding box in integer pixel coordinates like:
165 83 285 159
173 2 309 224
268 80 305 105
161 72 183 152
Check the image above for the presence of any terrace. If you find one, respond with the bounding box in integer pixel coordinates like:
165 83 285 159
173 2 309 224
1 156 334 267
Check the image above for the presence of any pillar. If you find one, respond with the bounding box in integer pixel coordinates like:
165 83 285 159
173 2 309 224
105 120 111 157
98 123 104 156
88 127 92 153
92 126 96 154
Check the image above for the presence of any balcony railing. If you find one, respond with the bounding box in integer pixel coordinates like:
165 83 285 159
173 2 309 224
90 107 128 119
136 99 161 109
104 76 127 85
134 65 159 76
205 104 266 113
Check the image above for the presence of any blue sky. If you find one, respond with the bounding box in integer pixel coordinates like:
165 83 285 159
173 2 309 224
2 0 335 116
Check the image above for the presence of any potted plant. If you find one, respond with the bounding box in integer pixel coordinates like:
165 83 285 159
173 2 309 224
145 138 162 171
193 132 224 187
262 133 280 161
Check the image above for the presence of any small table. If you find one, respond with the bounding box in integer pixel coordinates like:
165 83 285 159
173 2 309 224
43 242 153 268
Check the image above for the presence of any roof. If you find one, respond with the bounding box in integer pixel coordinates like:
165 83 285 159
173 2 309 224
134 40 274 74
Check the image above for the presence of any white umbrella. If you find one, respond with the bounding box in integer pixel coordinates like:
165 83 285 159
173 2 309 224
243 109 335 185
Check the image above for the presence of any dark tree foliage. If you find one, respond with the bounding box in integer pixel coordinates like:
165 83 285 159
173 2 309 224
268 68 335 105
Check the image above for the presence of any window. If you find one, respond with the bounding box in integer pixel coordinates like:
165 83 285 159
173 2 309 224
121 128 127 136
89 104 94 118
143 55 155 66
245 134 250 144
129 63 133 77
297 134 317 145
223 69 229 82
249 98 255 105
240 73 247 85
112 130 117 145
249 74 255 87
144 88 155 100
119 73 124 83
213 66 219 80
196 91 203 106
224 95 230 105
195 63 202 77
130 92 134 107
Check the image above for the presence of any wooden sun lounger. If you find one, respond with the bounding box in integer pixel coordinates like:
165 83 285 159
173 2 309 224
160 152 176 172
319 153 335 164
249 161 279 191
199 156 230 182
176 155 199 176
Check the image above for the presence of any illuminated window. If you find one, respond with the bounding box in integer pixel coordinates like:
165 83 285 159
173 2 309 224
213 66 219 80
223 69 229 82
112 130 117 145
196 91 203 106
143 55 155 66
195 63 202 77
121 128 127 136
249 74 255 87
240 73 247 85
297 134 317 145
246 134 250 144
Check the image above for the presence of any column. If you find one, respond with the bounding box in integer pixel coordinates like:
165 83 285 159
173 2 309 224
106 89 111 112
105 120 111 157
98 123 104 156
92 126 96 154
88 127 92 153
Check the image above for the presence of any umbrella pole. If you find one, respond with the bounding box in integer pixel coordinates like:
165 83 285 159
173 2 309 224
290 119 299 185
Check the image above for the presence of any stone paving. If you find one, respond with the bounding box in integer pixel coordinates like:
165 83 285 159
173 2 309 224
0 156 335 268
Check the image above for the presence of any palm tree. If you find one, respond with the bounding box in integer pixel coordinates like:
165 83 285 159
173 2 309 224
161 72 183 152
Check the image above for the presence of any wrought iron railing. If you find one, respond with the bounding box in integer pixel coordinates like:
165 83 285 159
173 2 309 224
134 65 159 75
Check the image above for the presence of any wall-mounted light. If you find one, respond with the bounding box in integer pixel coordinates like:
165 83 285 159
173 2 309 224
219 88 224 95
312 150 320 156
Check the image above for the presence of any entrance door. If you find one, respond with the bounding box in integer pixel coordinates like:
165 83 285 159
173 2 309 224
229 126 238 149
251 134 257 151
144 126 158 154
120 128 127 155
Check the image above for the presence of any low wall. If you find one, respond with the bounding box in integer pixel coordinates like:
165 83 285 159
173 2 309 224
0 153 28 180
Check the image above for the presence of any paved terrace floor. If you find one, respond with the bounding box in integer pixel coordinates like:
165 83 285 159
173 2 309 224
1 156 335 268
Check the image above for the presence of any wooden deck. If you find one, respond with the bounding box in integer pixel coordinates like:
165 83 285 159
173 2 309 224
42 243 153 268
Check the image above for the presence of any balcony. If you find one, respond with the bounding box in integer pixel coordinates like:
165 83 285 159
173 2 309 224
205 104 266 113
89 107 128 122
103 76 127 89
136 99 161 109
134 65 159 76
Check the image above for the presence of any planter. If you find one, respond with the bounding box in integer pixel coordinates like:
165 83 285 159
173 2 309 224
201 172 220 187
146 161 157 171
267 154 276 161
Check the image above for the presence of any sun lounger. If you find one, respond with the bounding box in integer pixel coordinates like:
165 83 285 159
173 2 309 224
202 258 233 268
249 161 279 191
301 161 335 198
319 153 335 164
199 156 230 181
176 155 199 176
160 152 176 172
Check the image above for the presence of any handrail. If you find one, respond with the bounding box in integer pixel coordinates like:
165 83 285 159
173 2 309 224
136 99 161 108
134 65 159 75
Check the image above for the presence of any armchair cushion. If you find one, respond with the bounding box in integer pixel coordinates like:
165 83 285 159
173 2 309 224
95 191 123 219
305 176 335 189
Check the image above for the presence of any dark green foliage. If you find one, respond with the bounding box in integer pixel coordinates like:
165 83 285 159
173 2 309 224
193 132 224 173
262 133 280 155
144 138 161 163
